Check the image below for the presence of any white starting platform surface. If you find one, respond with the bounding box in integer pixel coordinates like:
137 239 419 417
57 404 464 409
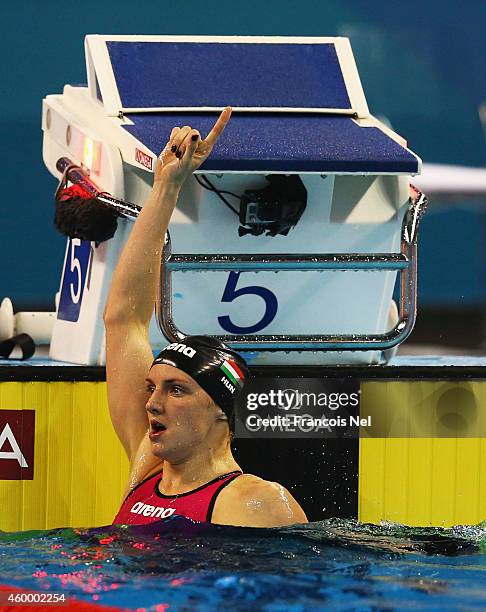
42 35 423 366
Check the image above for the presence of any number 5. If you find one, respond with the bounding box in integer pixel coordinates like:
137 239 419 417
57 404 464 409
70 238 82 304
218 272 278 334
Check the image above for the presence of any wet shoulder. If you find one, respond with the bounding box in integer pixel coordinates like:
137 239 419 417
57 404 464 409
223 474 297 505
213 473 308 527
224 473 275 496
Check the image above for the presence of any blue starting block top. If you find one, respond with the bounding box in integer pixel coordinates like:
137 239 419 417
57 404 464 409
106 41 352 111
123 112 419 174
85 36 421 174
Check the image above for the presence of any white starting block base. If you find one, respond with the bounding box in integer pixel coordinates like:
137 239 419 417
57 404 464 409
41 35 421 366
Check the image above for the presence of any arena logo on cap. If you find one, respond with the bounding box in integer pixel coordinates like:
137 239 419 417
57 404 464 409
165 342 197 358
135 148 153 171
220 359 245 391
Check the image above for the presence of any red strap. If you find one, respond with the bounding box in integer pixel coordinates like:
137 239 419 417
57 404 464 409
57 184 93 201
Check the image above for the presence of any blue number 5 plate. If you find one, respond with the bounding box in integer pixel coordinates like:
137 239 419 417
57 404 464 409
57 239 92 323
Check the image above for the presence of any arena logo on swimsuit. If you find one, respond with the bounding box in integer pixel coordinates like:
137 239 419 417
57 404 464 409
130 501 176 518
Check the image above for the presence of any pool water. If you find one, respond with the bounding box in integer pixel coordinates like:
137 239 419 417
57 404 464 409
0 518 485 611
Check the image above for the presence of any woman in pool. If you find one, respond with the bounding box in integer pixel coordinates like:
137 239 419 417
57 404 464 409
105 107 308 527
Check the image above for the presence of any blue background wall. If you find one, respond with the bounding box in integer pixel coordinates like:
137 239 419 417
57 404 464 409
1 0 486 310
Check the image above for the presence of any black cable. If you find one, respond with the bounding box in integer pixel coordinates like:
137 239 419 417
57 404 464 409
195 174 240 216
195 174 240 199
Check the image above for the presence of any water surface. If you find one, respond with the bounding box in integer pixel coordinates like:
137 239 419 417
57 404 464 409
1 518 485 611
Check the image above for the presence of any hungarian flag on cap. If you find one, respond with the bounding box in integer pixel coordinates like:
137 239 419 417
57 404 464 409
220 358 245 390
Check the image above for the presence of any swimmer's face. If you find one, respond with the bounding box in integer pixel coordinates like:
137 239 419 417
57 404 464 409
145 364 226 461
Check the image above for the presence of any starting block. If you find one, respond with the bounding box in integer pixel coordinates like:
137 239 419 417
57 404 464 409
42 35 424 366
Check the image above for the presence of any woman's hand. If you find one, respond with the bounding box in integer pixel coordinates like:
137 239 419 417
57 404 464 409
154 106 232 188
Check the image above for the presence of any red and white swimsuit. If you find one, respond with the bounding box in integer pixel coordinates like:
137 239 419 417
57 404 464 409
113 470 242 525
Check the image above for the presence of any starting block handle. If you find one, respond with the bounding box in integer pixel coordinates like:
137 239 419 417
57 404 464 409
158 188 428 352
55 157 141 220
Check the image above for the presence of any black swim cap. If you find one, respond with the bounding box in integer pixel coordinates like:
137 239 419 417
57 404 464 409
151 336 249 428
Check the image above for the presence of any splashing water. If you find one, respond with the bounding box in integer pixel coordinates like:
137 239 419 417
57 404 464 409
0 517 485 610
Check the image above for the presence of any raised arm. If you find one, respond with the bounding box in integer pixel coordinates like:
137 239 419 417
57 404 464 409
103 107 232 462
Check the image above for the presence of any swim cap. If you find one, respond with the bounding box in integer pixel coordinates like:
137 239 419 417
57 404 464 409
151 336 249 428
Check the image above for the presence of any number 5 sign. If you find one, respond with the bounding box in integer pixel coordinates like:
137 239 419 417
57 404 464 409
57 239 92 323
218 272 278 333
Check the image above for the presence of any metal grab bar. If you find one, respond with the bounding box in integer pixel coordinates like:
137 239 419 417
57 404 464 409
159 188 428 352
164 253 410 272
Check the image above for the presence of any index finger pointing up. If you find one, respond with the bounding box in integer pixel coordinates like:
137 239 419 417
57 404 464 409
204 106 232 148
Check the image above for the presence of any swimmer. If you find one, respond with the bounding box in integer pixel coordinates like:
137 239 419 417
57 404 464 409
104 107 308 527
